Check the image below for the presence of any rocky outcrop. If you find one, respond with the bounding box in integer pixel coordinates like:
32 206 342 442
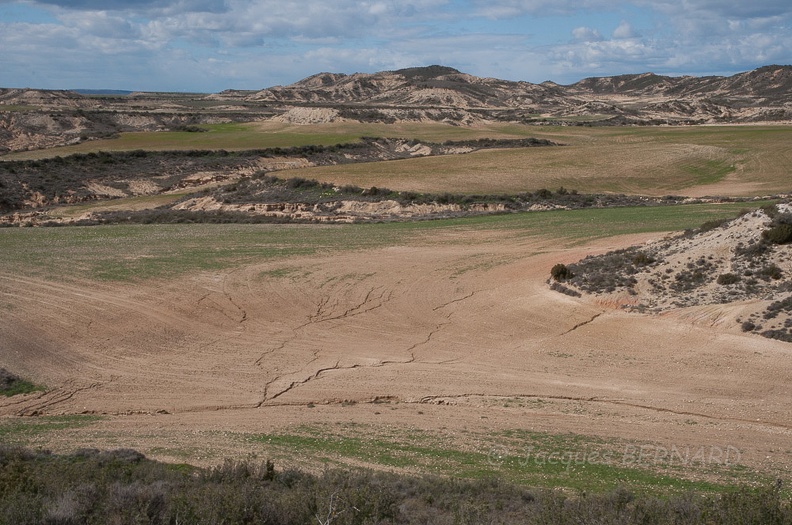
172 195 509 223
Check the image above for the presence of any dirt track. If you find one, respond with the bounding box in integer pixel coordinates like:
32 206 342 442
1 228 790 478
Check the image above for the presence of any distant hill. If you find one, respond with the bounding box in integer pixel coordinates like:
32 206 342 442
72 89 133 96
1 65 791 154
229 64 792 125
569 65 792 102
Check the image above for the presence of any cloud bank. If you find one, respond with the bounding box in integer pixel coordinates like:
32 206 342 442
0 0 789 91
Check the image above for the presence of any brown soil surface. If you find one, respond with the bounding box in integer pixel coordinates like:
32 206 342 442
1 229 790 478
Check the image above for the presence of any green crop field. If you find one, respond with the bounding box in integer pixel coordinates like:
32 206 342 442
0 201 767 282
5 122 790 197
252 423 763 495
288 125 792 197
1 121 532 160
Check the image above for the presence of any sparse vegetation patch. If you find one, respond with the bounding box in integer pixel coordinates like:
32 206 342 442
549 203 792 343
0 369 43 397
561 247 656 294
0 446 789 525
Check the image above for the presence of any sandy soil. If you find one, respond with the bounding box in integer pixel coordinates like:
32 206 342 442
1 229 790 479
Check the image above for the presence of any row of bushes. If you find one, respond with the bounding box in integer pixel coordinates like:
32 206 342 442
1 446 790 525
0 137 557 213
73 209 305 226
215 171 700 212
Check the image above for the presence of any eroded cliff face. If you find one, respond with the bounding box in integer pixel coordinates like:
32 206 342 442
239 65 792 124
0 110 227 154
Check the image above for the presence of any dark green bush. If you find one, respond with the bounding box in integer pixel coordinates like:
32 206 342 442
0 369 42 397
717 273 741 285
763 296 792 319
698 217 732 233
0 446 791 525
550 263 573 281
762 204 780 219
534 188 552 199
758 264 783 281
762 223 792 245
550 282 582 297
735 241 771 258
631 251 656 266
762 329 792 342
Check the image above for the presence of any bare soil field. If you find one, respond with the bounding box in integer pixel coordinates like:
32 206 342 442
1 208 790 491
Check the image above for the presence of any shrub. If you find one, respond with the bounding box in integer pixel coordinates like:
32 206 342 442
286 177 318 190
735 241 771 258
549 282 581 297
762 329 792 342
761 204 779 219
762 223 792 245
758 264 783 281
717 273 741 285
631 252 655 266
698 217 731 233
550 263 573 281
562 247 653 294
534 188 552 199
1 446 792 525
671 266 713 292
763 296 792 320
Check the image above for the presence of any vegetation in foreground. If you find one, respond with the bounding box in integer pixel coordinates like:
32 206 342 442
0 446 789 525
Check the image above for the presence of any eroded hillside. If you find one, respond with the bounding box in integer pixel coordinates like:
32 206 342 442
3 65 792 155
551 203 792 342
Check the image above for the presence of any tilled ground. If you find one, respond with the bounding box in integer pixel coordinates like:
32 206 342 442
1 229 790 483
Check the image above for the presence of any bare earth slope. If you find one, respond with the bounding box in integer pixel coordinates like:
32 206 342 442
1 225 790 479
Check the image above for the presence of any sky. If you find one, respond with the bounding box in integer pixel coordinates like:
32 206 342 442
0 0 790 92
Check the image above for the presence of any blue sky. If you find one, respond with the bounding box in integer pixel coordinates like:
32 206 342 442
1 0 790 92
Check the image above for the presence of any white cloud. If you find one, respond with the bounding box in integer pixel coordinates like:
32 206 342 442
612 20 636 39
572 27 603 42
0 0 790 91
472 0 619 18
475 0 792 20
548 37 661 75
55 11 141 40
644 0 790 20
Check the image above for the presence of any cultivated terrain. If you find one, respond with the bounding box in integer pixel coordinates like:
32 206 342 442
1 66 792 510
